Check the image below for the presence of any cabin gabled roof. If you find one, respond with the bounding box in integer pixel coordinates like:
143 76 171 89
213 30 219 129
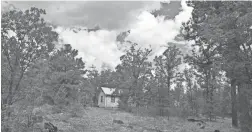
100 87 122 96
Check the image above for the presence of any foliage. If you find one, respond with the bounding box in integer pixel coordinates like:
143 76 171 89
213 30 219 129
116 43 152 106
1 7 58 103
1 7 59 132
182 1 252 131
40 44 87 109
153 45 182 117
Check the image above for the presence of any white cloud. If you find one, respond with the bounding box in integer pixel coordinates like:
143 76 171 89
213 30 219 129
125 0 193 60
55 0 193 72
55 27 124 71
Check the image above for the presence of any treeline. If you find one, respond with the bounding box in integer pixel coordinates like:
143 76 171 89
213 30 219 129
88 42 232 120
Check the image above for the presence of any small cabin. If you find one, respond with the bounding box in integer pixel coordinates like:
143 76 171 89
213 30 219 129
98 87 121 108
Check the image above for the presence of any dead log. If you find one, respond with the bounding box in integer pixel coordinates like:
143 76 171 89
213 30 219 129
113 119 124 124
200 125 205 129
44 122 57 132
187 118 205 124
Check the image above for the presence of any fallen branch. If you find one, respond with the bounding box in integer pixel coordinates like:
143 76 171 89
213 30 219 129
187 118 205 124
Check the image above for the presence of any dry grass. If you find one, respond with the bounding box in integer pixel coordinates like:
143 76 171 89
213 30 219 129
44 107 240 132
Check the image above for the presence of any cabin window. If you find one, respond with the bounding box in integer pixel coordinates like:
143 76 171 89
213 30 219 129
111 96 115 103
101 96 103 102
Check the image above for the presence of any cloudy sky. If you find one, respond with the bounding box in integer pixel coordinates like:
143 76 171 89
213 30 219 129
2 1 193 71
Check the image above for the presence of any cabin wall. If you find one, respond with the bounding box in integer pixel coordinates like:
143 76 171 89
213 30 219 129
105 96 119 107
98 91 106 107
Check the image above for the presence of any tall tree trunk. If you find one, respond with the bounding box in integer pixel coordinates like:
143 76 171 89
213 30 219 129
4 69 16 132
238 83 252 132
205 70 211 120
167 77 171 120
7 70 15 106
159 82 164 117
209 87 214 121
131 78 138 107
231 79 238 127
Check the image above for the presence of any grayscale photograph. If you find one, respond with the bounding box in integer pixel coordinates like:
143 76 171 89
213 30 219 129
1 1 252 132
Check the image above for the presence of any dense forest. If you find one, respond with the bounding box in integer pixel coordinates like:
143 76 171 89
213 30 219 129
1 1 252 132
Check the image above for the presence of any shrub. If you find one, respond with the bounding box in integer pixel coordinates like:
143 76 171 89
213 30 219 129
67 103 85 118
118 100 132 112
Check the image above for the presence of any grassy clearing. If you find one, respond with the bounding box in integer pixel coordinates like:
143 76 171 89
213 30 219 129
42 107 240 132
